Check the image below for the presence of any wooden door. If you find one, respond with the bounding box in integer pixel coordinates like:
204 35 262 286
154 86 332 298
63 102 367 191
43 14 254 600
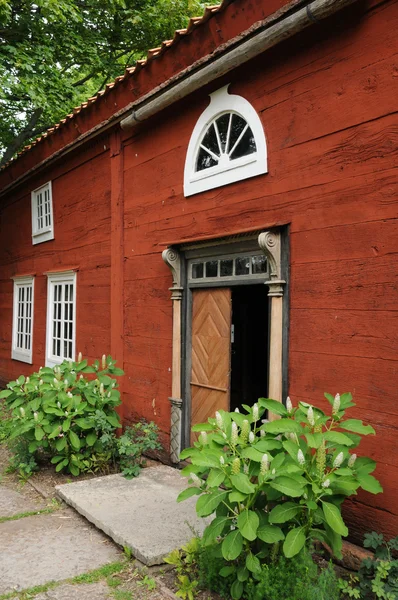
190 288 232 442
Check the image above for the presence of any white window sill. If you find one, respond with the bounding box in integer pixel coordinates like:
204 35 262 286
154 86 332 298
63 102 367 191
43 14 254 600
11 350 32 364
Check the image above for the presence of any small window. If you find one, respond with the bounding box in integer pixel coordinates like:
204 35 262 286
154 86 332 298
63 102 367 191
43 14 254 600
184 86 267 197
31 182 54 244
189 253 268 283
46 271 76 367
12 276 34 363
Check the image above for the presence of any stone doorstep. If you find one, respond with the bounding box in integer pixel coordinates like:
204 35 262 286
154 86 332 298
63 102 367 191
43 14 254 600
55 465 209 566
340 541 374 571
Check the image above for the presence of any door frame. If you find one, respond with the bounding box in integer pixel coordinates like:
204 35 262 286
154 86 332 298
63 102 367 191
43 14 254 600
162 228 289 460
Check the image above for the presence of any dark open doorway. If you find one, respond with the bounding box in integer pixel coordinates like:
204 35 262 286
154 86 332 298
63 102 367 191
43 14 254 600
230 285 269 412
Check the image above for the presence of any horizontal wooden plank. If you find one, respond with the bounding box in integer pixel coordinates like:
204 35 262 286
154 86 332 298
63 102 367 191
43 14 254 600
291 218 398 264
289 352 398 415
290 309 398 361
343 498 398 546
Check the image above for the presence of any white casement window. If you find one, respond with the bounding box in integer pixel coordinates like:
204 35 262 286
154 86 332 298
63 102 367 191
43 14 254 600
12 276 34 363
46 271 76 367
184 85 267 197
31 181 54 244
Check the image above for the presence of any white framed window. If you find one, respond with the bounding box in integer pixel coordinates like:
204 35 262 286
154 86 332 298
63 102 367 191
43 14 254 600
31 181 54 244
12 276 34 363
184 85 267 197
46 271 76 367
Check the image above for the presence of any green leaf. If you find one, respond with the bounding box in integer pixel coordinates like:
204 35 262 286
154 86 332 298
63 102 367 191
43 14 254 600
74 418 95 430
222 530 243 561
55 436 67 451
240 447 264 462
322 502 348 536
69 429 81 450
355 457 377 474
305 433 323 448
55 458 69 472
0 389 12 398
269 502 301 523
270 476 304 497
34 426 44 441
263 419 303 434
207 468 225 488
230 473 256 495
237 510 259 541
237 566 249 582
51 455 65 464
220 566 235 578
202 516 230 546
106 413 121 428
62 419 71 432
258 398 288 416
340 419 375 435
357 473 383 494
191 451 221 469
324 524 343 559
69 463 80 476
257 524 285 543
86 431 97 446
246 552 261 574
283 527 306 558
324 431 354 446
231 578 243 600
177 487 202 503
254 439 282 452
196 490 228 517
191 422 215 432
229 491 248 503
30 397 41 411
48 424 61 439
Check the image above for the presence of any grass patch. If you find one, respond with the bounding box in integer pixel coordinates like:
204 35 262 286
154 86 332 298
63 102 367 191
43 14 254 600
0 561 127 600
112 591 134 600
0 507 58 524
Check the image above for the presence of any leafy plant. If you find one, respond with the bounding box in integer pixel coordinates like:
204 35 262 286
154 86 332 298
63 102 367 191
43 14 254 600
0 355 124 476
341 533 398 600
116 420 162 479
178 393 382 599
245 548 340 600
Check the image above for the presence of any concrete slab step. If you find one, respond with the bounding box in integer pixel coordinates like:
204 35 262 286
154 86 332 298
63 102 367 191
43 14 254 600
0 485 40 518
0 509 121 595
56 465 208 566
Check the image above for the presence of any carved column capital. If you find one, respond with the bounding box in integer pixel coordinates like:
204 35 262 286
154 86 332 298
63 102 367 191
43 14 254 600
258 231 286 297
162 247 183 300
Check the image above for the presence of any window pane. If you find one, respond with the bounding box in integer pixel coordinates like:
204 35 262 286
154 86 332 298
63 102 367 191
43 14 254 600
220 259 233 277
215 114 231 153
227 114 247 153
201 123 220 157
252 255 267 274
230 126 257 160
196 147 218 172
192 263 204 279
235 256 250 275
205 261 218 278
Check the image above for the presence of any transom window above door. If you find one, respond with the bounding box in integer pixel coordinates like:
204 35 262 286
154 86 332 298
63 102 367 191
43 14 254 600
184 86 267 197
188 252 269 285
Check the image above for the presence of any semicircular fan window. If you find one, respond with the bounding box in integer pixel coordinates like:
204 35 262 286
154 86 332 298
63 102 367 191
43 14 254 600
196 112 257 172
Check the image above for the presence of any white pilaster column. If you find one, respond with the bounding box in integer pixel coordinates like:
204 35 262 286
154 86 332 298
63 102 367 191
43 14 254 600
258 231 286 418
162 247 183 463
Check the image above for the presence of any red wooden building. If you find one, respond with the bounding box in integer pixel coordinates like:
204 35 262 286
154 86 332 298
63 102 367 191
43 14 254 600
0 0 397 543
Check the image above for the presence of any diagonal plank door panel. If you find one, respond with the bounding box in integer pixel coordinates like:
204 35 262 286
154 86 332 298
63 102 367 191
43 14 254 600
191 288 231 442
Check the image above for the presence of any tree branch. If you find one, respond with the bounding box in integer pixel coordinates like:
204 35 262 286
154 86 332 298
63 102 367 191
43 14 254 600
0 108 43 166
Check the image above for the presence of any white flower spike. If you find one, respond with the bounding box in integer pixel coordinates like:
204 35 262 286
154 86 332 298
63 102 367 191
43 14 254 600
333 452 344 468
297 449 305 466
307 406 315 427
286 397 293 413
333 393 341 415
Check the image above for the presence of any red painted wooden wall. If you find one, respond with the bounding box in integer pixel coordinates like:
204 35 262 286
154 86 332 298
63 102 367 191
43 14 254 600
0 0 396 544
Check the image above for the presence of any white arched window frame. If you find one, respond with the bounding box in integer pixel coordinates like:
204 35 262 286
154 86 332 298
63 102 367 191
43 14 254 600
184 85 267 197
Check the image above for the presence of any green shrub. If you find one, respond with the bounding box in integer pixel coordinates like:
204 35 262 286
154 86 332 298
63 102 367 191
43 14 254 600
178 394 382 600
245 549 340 600
117 420 162 478
0 355 124 476
340 532 398 600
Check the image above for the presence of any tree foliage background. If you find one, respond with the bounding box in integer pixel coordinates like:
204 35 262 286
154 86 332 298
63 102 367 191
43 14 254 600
0 0 207 165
